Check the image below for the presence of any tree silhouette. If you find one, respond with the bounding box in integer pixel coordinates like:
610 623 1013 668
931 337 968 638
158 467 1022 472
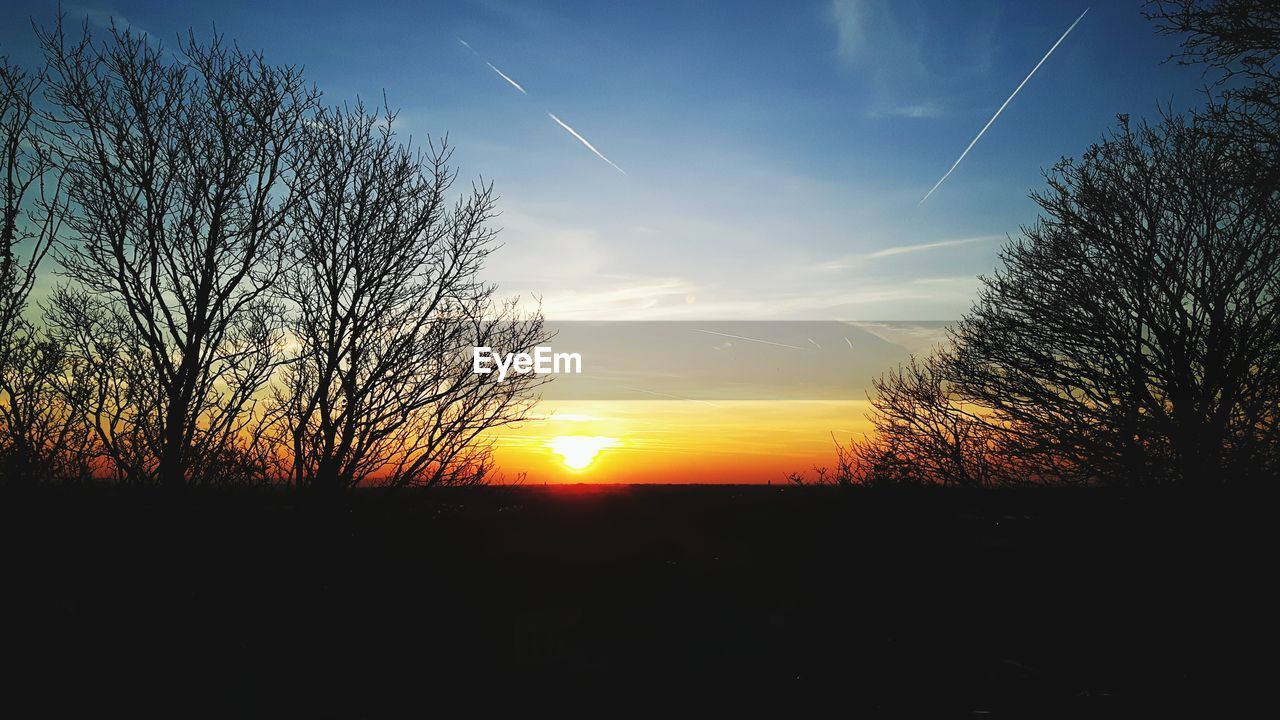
0 331 96 483
854 352 1005 487
37 20 318 486
0 56 60 345
943 114 1280 485
0 56 80 484
271 102 548 490
1146 0 1279 144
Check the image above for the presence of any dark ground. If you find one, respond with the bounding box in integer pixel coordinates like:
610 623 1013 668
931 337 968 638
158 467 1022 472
1 483 1270 716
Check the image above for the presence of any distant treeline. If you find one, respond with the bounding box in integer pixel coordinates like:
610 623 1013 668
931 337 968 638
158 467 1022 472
0 15 548 489
816 2 1280 487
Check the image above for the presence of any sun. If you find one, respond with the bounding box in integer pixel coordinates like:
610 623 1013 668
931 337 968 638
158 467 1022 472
548 436 619 471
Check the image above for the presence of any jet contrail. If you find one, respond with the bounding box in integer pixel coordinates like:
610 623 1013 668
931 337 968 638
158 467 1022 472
485 62 528 95
457 38 624 175
919 8 1089 205
457 38 528 95
694 328 806 350
547 112 626 174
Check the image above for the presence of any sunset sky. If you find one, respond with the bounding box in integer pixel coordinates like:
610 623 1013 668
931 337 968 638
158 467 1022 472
1 1 1213 482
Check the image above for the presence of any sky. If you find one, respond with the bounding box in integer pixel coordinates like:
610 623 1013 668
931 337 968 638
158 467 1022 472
0 0 1213 482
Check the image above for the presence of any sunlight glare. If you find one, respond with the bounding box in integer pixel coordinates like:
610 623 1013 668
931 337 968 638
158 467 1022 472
548 436 620 471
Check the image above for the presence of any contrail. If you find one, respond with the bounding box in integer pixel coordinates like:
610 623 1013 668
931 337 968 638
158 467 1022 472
547 112 626 174
457 38 528 95
919 8 1089 205
694 328 806 350
485 62 528 95
456 38 625 175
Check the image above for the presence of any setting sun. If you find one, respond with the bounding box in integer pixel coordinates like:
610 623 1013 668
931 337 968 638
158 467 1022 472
548 436 619 471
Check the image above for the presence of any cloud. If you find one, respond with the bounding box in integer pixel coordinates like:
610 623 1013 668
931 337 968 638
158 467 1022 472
68 5 159 41
830 1 949 121
533 280 976 321
69 5 134 30
849 321 953 354
831 0 929 74
814 235 1001 273
485 210 615 284
535 277 696 319
815 258 854 272
866 234 999 258
866 101 944 119
830 0 870 61
831 1 1006 123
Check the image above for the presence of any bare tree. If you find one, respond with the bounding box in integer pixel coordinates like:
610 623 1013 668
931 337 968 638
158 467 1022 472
274 102 547 491
1145 0 1279 143
832 351 1010 488
0 324 97 484
0 56 78 485
945 114 1280 486
37 19 319 486
865 352 1008 487
0 56 61 345
44 285 165 483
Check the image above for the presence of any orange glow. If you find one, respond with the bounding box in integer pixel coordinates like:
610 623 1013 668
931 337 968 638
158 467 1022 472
490 400 873 484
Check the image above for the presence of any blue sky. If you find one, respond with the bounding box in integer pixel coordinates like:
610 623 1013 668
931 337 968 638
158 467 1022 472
2 0 1206 320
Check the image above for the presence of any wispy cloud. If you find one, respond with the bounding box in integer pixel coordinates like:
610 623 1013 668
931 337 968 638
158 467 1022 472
70 5 138 32
532 277 695 319
831 1 951 119
867 235 998 258
532 281 975 321
850 321 953 355
485 61 528 95
919 8 1090 204
816 235 1001 271
69 5 168 48
830 0 871 61
547 112 626 174
867 101 944 119
816 257 854 272
832 0 925 69
910 275 982 285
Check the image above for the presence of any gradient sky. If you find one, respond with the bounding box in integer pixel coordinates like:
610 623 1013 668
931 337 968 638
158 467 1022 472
2 0 1210 321
0 1 1214 481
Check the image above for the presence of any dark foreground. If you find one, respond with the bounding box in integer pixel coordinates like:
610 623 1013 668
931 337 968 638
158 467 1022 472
2 483 1269 715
